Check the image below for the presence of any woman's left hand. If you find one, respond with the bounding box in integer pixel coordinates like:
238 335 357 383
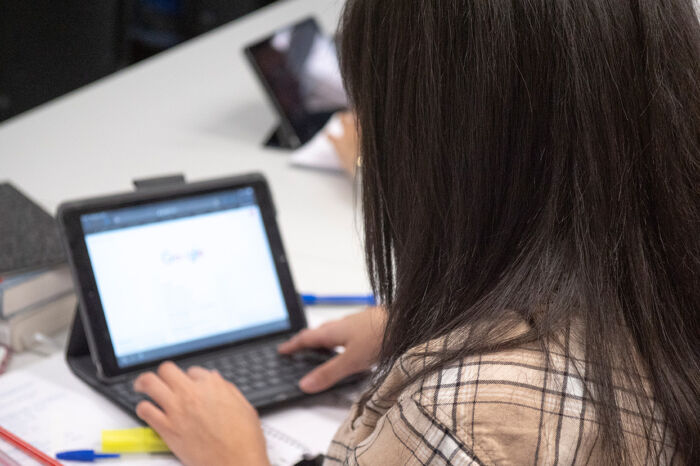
327 111 360 177
133 362 269 466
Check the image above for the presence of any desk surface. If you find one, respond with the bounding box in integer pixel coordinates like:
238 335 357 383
0 0 366 439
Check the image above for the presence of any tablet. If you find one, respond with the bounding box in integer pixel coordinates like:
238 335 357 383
245 17 348 148
58 174 306 380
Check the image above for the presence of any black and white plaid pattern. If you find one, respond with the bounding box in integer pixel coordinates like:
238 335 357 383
324 330 679 465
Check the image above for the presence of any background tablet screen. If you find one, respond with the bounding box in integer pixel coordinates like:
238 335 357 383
80 187 291 368
247 18 347 146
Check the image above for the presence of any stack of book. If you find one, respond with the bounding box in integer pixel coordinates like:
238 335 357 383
0 183 76 351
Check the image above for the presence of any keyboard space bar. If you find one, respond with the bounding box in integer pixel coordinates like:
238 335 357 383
244 385 302 405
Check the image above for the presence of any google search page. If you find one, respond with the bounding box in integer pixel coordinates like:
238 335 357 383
83 199 289 367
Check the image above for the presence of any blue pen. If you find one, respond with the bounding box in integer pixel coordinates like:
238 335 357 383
56 450 120 462
301 293 376 306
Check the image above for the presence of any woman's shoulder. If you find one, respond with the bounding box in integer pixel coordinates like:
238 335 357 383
328 339 595 465
327 334 677 465
406 342 594 464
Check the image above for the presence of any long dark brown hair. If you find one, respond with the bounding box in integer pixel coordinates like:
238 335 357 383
338 0 699 463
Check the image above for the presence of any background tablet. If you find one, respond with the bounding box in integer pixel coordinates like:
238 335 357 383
245 17 348 148
59 174 306 379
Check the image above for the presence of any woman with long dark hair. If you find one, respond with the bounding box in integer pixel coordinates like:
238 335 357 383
132 0 699 464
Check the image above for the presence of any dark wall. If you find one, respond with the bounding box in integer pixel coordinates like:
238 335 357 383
0 0 276 123
0 1 124 122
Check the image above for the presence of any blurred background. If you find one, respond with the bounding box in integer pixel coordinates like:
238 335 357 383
0 0 278 123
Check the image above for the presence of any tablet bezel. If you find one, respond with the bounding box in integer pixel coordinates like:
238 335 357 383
58 173 306 380
244 16 336 149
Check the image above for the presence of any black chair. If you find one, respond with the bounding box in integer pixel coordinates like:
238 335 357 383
128 0 277 60
182 0 277 37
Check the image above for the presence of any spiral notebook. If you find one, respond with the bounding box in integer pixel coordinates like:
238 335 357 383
263 424 310 465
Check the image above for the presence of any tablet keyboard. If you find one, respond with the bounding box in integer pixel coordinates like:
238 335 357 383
107 338 337 411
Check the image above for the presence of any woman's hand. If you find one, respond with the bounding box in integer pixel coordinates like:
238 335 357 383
133 362 269 466
278 306 386 393
327 111 360 177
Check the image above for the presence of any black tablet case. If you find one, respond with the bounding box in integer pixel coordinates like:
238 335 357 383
66 308 114 407
63 174 355 422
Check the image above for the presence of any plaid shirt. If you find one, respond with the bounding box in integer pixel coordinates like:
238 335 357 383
324 327 679 465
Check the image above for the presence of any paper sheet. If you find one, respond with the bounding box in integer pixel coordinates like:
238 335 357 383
0 357 353 465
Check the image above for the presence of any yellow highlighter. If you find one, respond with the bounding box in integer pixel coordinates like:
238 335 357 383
101 427 170 454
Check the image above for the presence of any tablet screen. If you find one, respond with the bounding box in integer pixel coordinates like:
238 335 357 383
79 187 291 368
247 18 347 146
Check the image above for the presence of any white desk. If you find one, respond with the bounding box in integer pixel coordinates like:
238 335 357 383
0 0 367 461
0 0 368 365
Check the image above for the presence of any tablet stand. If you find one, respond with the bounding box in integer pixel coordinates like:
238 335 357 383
66 303 90 362
264 125 296 149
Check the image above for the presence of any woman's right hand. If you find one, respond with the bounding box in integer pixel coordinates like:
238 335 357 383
277 306 386 393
